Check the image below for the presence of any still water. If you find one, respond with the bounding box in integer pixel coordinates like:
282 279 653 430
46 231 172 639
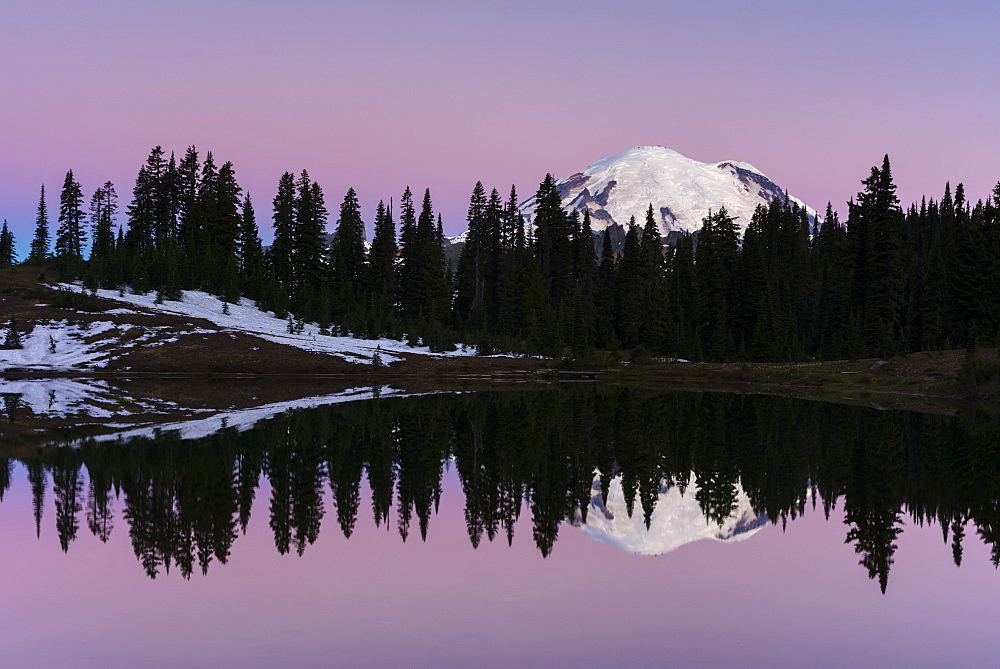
1 387 998 667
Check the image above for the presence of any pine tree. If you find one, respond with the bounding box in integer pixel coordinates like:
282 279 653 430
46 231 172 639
292 170 328 291
88 182 117 262
615 217 643 348
126 146 172 251
3 318 23 349
454 181 489 325
695 208 740 359
0 220 16 268
54 169 86 275
213 161 243 260
238 193 265 298
532 174 573 311
398 187 420 321
593 223 616 349
176 146 201 249
330 187 367 320
368 199 398 333
638 204 667 350
29 184 50 263
268 171 296 288
847 155 905 356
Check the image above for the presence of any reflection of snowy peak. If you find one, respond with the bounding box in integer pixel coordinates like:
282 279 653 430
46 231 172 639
521 146 817 236
575 473 767 556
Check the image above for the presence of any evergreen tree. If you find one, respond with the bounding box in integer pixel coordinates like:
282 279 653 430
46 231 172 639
593 223 616 349
0 220 16 268
212 161 243 260
176 146 201 249
454 181 490 325
695 208 740 359
54 169 86 275
532 174 574 311
3 318 23 349
368 199 398 333
88 182 117 262
29 184 50 263
292 170 328 292
638 204 667 350
848 155 905 355
615 217 643 348
329 187 367 322
126 146 172 250
398 186 421 323
268 171 296 288
238 193 265 298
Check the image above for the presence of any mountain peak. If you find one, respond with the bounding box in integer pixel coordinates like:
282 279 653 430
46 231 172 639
521 146 815 236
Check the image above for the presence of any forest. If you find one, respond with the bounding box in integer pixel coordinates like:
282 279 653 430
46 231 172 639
2 147 999 361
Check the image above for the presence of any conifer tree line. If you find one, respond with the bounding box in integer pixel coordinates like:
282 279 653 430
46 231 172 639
9 148 1000 361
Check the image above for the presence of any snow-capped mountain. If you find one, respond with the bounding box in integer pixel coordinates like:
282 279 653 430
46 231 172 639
575 473 767 556
521 145 817 236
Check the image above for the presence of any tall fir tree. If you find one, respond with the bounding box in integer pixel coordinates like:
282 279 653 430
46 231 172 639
268 171 296 289
88 182 117 262
848 155 905 355
368 199 398 334
54 169 86 274
29 184 50 263
532 174 574 312
238 193 265 299
329 187 367 323
454 181 490 325
292 170 328 292
398 186 420 322
0 220 16 268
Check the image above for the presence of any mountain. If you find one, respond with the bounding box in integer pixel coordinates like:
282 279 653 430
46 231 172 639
520 145 817 237
574 473 767 556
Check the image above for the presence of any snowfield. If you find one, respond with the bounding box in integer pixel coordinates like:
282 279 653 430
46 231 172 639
0 317 216 372
0 283 487 372
60 284 477 365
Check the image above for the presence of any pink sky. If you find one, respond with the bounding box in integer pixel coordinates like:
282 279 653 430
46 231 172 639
1 463 998 666
2 1 999 253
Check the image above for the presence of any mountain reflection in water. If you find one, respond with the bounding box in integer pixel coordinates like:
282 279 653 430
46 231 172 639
2 387 998 594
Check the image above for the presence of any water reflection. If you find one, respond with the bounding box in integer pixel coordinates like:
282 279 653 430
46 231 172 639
3 388 999 592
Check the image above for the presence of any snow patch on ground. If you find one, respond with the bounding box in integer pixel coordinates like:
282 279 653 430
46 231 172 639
0 321 119 371
0 319 216 372
60 284 479 365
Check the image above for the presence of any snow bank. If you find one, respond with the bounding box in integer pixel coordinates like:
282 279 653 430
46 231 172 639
61 284 479 365
0 319 215 372
0 321 119 371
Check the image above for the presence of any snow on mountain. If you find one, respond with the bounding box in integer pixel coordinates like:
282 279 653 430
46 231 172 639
575 473 767 556
521 146 817 236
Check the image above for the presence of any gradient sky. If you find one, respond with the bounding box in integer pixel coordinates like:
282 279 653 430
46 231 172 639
2 0 999 255
2 463 999 667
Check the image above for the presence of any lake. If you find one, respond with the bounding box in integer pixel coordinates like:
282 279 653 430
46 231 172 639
1 385 998 667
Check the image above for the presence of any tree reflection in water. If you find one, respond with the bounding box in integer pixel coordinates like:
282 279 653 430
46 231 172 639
4 388 999 593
